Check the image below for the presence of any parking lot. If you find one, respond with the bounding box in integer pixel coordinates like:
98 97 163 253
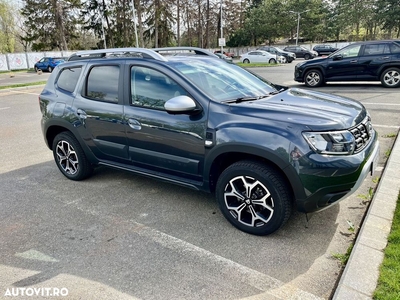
0 62 399 299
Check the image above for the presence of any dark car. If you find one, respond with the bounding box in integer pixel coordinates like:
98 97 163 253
295 40 400 88
34 57 65 72
39 47 379 236
257 46 296 63
283 46 318 60
313 44 339 56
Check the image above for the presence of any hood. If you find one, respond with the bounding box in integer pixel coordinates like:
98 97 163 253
230 88 367 131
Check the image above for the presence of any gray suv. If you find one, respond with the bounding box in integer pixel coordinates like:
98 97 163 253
39 47 379 235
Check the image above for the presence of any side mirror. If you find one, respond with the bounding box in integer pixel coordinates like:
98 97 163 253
332 54 343 61
164 95 200 115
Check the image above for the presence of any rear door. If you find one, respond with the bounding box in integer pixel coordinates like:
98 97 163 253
357 43 391 80
72 62 129 161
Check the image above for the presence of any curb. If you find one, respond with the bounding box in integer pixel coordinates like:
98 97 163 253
333 131 400 299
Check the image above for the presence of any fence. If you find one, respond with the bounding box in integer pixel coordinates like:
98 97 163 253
0 51 75 71
0 42 353 71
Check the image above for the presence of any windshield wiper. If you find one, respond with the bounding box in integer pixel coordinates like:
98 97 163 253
223 89 284 104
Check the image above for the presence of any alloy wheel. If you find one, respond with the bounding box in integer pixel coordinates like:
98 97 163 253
383 69 400 87
223 175 274 228
55 140 79 175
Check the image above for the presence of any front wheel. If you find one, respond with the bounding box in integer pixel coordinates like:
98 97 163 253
269 58 277 64
52 132 93 181
243 59 250 63
304 54 311 60
216 161 292 235
380 68 400 88
304 69 324 87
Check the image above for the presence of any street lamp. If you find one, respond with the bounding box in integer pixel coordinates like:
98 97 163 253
289 9 310 45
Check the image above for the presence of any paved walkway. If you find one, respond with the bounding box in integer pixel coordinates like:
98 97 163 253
333 133 400 299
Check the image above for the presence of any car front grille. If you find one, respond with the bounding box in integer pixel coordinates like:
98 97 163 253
350 117 373 153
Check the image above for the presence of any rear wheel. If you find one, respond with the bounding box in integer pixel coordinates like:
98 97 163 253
216 161 292 236
304 69 324 87
269 58 277 64
47 66 53 72
380 68 400 88
243 59 250 63
52 132 93 181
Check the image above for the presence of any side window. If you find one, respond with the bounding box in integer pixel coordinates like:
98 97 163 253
131 66 186 110
57 67 82 93
85 65 119 103
390 43 400 53
364 44 389 55
337 44 361 58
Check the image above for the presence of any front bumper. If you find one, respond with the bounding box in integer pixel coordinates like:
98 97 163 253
296 138 380 213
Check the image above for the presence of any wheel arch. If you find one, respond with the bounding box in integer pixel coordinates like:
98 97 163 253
44 121 98 164
204 145 306 201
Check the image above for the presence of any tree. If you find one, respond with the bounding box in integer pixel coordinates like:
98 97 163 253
20 0 82 51
0 0 16 53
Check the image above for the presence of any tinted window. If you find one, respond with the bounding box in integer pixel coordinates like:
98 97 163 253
364 44 390 55
57 67 82 93
85 65 119 103
390 43 400 53
131 66 186 110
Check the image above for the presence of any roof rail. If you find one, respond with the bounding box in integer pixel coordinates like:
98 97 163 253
68 48 168 62
152 47 218 57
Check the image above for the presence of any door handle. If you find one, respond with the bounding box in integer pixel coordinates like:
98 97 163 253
128 118 141 130
350 60 358 63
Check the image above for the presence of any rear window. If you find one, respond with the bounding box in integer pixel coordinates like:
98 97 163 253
57 67 82 93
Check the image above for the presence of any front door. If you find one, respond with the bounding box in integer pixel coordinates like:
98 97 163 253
124 65 207 179
325 44 363 81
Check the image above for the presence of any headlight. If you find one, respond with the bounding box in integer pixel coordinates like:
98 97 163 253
302 130 355 155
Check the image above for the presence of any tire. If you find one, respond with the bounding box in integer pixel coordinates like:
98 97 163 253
288 59 293 63
269 58 277 64
216 160 292 236
243 59 250 63
380 68 400 88
47 66 53 72
304 69 324 87
304 54 311 60
52 132 93 181
34 66 39 72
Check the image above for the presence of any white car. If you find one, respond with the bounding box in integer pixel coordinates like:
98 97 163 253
240 50 284 64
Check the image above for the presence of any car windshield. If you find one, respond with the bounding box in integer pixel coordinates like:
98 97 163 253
169 58 277 102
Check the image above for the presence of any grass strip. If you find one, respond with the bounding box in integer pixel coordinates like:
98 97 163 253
0 81 47 90
374 192 400 299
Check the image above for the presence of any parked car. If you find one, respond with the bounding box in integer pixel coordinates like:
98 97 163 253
240 50 283 64
295 40 400 88
34 57 65 72
214 52 233 63
39 47 379 236
214 50 235 58
257 46 296 63
283 46 318 60
313 44 339 56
